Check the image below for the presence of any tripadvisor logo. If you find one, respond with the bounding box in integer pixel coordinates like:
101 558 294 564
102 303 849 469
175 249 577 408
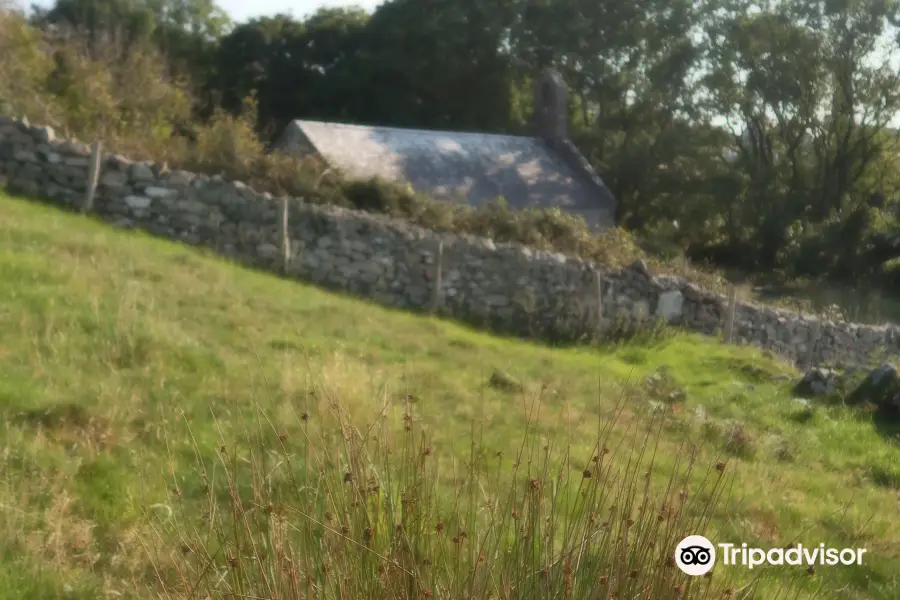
674 535 868 575
675 535 716 576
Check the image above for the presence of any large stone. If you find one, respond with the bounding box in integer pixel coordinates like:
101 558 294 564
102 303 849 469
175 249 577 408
107 154 133 170
847 363 900 416
165 170 195 188
177 198 207 214
656 290 684 322
793 367 839 397
64 156 90 168
868 363 897 387
124 195 152 210
13 149 37 162
257 243 279 258
632 259 649 275
40 150 62 164
131 163 155 181
58 140 90 157
100 171 129 188
488 369 524 393
145 186 176 199
485 294 510 307
9 177 40 196
32 126 56 143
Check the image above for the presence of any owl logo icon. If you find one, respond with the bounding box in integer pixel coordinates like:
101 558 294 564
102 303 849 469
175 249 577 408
675 535 716 576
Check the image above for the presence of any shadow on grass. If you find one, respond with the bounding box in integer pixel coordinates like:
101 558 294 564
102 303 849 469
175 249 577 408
872 409 900 445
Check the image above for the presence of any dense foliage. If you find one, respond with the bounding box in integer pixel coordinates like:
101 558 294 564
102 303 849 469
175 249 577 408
7 0 900 288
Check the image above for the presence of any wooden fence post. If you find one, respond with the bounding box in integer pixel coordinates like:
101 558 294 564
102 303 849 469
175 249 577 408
805 321 822 368
278 197 290 274
430 239 444 313
81 140 102 213
595 270 605 336
722 284 737 343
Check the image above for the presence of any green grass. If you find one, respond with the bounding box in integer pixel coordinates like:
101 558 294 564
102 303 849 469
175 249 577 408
0 193 898 599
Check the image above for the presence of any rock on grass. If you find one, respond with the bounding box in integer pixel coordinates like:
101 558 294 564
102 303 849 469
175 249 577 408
488 369 524 394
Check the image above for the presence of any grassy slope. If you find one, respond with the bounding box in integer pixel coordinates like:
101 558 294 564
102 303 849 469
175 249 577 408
0 193 898 599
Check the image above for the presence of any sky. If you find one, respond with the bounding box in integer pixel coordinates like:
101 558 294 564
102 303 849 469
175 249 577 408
217 0 380 23
23 0 383 23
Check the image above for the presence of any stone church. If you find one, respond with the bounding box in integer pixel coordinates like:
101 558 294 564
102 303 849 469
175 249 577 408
275 69 617 231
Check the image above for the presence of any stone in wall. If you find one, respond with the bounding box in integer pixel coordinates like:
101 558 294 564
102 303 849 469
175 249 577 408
656 290 684 323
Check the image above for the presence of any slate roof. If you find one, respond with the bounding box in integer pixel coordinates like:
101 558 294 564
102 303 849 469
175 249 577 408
277 120 616 231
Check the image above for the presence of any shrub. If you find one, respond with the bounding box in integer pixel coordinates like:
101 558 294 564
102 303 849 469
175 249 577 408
0 10 56 122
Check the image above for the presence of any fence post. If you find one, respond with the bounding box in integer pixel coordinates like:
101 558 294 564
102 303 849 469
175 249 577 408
81 140 102 213
430 239 444 314
278 197 290 274
805 321 822 368
722 284 737 343
595 269 605 337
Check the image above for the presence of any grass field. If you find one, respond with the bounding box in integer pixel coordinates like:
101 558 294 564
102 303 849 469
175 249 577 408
0 193 899 599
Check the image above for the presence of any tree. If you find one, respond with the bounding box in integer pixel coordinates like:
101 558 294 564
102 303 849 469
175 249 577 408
510 0 703 228
33 0 156 49
33 0 230 100
346 0 518 132
212 8 369 135
699 0 900 273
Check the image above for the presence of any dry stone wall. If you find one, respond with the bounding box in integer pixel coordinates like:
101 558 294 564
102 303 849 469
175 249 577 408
2 115 899 367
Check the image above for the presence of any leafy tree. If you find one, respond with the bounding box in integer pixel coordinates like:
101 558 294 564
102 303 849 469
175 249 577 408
33 0 156 49
510 0 703 228
213 8 369 135
346 0 518 132
699 0 900 274
33 0 230 105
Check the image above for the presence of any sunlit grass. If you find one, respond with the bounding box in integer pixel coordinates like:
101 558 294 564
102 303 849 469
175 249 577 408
0 193 898 599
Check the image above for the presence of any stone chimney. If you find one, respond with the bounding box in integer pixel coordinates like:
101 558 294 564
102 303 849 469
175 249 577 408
533 68 567 146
